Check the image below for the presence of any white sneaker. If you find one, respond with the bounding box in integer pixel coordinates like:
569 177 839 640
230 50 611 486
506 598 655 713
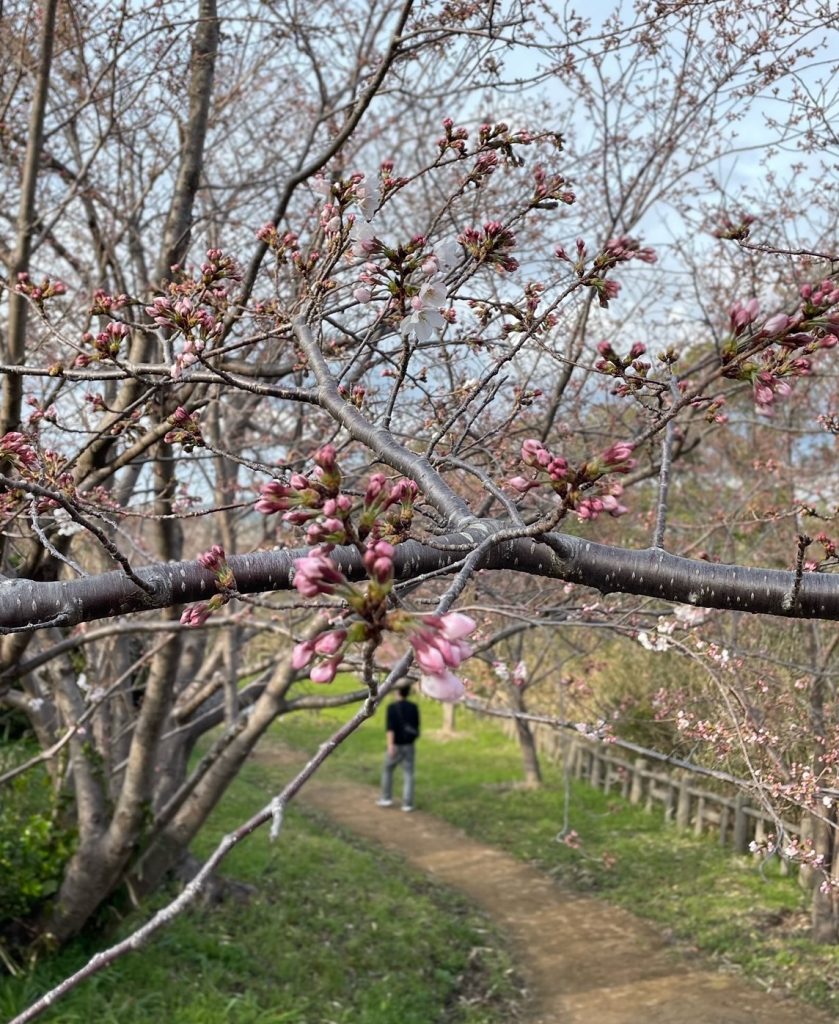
401 805 414 813
376 799 393 807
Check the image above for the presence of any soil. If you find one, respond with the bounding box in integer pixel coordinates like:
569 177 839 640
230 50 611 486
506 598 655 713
258 751 832 1024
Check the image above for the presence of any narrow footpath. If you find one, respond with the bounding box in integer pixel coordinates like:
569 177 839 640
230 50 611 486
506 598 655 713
295 776 832 1024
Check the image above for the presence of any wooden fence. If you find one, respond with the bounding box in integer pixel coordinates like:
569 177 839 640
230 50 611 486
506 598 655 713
502 719 803 859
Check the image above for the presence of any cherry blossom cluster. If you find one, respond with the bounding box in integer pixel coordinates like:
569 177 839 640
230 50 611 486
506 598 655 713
25 396 57 428
721 280 839 412
531 164 575 206
406 612 476 701
163 406 205 451
438 118 535 163
179 545 236 627
257 445 476 699
593 340 656 395
256 224 301 263
458 221 519 273
712 211 755 240
87 321 129 360
15 272 66 309
138 248 240 376
0 431 38 472
352 230 459 343
555 235 656 308
509 438 634 522
90 289 130 315
287 540 477 698
803 533 838 573
0 433 79 519
749 833 839 894
255 445 418 548
492 659 528 688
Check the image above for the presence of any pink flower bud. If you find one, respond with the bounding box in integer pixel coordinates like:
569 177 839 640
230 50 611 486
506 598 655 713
762 313 791 337
364 473 388 505
314 444 337 471
180 603 211 628
420 669 466 702
292 641 315 669
255 480 291 514
508 476 536 492
439 612 476 640
314 630 347 656
310 658 340 684
293 550 347 597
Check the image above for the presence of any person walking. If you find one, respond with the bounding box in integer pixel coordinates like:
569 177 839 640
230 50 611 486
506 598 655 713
378 684 420 811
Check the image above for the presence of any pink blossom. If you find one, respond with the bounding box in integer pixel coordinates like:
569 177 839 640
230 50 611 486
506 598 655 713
292 641 315 669
363 540 395 583
198 545 226 572
729 298 760 334
310 657 341 684
180 603 211 628
509 476 537 493
410 613 476 680
314 630 347 656
420 669 466 702
292 549 347 597
314 444 338 472
521 438 550 467
602 441 633 463
350 222 378 258
762 313 792 337
255 480 291 514
437 612 477 640
0 431 37 469
600 494 629 517
364 473 388 506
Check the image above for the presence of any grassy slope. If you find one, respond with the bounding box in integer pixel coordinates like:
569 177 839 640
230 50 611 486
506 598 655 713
277 680 839 1015
0 752 520 1024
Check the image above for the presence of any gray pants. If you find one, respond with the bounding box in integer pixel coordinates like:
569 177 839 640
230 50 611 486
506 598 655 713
381 744 415 807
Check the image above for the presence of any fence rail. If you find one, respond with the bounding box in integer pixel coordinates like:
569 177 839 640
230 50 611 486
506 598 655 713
501 719 803 859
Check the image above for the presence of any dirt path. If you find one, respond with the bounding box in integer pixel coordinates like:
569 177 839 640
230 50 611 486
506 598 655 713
289 775 831 1024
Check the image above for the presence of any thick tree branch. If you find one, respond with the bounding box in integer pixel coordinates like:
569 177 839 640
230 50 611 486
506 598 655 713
3 525 839 637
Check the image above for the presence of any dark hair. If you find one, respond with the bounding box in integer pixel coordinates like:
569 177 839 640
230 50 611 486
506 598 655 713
397 684 412 699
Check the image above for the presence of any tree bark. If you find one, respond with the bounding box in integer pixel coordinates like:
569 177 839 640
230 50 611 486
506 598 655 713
0 0 58 436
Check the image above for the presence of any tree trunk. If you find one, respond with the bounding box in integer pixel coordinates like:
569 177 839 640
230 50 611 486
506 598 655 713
810 808 838 943
509 686 542 788
441 702 457 735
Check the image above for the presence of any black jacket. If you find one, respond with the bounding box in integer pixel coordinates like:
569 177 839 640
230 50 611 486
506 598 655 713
386 699 420 745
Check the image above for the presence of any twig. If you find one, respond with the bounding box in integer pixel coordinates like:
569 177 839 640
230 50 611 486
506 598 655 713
28 499 87 577
651 375 679 549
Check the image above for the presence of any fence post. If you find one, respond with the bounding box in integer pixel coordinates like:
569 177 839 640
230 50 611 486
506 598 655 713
629 757 647 805
719 803 731 847
675 771 691 829
593 750 607 790
733 793 750 854
693 795 706 835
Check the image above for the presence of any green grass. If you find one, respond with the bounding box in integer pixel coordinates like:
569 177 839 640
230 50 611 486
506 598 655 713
0 751 520 1024
277 680 839 1015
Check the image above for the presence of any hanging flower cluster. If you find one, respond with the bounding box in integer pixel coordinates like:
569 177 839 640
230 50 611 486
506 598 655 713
508 438 634 522
181 445 477 700
721 279 839 414
180 545 237 627
285 542 477 700
555 235 656 309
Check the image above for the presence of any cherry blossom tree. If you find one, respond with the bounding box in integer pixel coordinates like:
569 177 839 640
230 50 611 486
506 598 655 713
3 0 839 1016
